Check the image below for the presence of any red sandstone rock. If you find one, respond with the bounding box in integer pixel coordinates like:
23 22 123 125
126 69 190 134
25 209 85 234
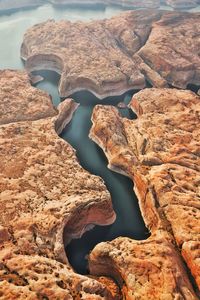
21 10 200 99
0 70 116 299
89 88 200 295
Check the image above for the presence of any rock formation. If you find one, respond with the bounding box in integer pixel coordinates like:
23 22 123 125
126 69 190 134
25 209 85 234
89 233 197 299
0 70 56 125
89 88 200 297
0 70 117 299
21 10 200 99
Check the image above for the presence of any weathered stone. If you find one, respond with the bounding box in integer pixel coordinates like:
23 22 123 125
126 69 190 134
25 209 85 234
0 0 200 13
0 70 57 125
89 88 200 294
138 12 200 89
20 10 162 99
89 233 197 300
0 70 116 299
21 10 200 99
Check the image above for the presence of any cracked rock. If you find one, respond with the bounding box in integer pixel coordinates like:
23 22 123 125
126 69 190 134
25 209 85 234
89 88 200 296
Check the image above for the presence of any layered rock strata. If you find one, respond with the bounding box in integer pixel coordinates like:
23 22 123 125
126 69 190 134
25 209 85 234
89 88 200 297
0 70 117 299
21 10 200 99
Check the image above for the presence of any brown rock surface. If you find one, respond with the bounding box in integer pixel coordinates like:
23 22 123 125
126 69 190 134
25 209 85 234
0 70 116 299
21 10 200 99
138 12 200 89
0 70 57 125
89 88 200 295
20 10 162 99
89 233 197 299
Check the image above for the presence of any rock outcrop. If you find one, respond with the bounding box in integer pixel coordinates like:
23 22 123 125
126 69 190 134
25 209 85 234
89 233 197 300
21 10 200 99
0 70 56 125
89 88 200 297
0 70 117 299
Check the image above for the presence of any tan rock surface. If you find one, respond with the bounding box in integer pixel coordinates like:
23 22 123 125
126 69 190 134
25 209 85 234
138 12 200 89
89 88 200 294
0 70 57 125
21 10 162 99
21 10 200 99
0 70 116 299
89 233 197 300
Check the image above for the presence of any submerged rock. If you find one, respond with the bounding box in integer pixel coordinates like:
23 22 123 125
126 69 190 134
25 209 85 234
89 88 200 297
21 10 200 99
0 70 117 299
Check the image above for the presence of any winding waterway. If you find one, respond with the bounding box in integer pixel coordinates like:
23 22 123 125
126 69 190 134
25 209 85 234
0 3 199 275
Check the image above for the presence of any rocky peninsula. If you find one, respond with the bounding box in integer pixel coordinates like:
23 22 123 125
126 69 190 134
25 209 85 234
0 70 117 299
89 88 200 297
21 10 200 99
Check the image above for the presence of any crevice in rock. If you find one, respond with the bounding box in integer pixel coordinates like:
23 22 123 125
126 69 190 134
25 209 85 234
34 71 149 275
59 89 149 274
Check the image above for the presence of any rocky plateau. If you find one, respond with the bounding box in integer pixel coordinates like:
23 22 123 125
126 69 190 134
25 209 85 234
21 10 200 99
0 70 118 299
89 87 200 298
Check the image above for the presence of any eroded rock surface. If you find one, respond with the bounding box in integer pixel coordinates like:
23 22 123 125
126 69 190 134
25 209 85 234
0 70 117 299
0 70 57 125
89 88 200 296
89 233 197 299
21 10 200 99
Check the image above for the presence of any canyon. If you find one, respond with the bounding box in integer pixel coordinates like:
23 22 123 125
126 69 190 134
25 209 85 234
0 70 118 299
0 4 199 299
